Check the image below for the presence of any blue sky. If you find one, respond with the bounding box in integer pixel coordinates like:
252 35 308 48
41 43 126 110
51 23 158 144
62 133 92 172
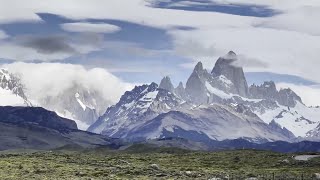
0 0 320 105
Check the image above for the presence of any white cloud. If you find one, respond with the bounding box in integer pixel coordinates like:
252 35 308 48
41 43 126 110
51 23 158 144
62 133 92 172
0 30 8 39
257 6 320 36
61 22 121 33
277 83 320 107
1 62 133 104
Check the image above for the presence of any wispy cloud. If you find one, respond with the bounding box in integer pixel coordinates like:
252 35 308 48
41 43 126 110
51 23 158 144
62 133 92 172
61 22 121 33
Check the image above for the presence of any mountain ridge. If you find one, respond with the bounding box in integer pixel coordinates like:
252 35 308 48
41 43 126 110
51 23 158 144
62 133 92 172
88 51 320 143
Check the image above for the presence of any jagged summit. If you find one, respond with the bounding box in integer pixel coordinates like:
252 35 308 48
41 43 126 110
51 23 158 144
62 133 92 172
211 51 249 97
249 81 303 107
159 76 174 93
223 50 237 60
175 81 188 99
194 61 204 73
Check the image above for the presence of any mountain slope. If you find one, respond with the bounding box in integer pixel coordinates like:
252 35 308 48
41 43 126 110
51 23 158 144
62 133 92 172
0 106 116 151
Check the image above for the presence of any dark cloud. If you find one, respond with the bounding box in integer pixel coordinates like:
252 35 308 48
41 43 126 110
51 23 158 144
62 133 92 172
15 35 77 54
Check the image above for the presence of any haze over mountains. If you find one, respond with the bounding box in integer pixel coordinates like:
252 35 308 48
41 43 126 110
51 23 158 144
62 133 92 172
1 51 320 150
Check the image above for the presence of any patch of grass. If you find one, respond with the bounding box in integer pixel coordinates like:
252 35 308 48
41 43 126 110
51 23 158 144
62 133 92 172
0 148 319 179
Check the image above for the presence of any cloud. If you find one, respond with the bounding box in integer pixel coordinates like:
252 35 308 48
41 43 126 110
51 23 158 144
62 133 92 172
15 35 77 54
276 83 320 107
0 30 9 39
61 22 121 33
256 6 320 36
0 33 105 61
1 62 133 104
232 54 269 68
0 0 320 85
0 42 74 61
169 27 320 83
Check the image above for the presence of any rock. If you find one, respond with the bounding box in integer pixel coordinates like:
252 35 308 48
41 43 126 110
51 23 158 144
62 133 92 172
185 62 209 104
150 164 160 170
211 51 249 97
208 178 222 180
175 81 188 100
159 76 174 93
313 173 320 179
249 81 303 107
75 171 86 176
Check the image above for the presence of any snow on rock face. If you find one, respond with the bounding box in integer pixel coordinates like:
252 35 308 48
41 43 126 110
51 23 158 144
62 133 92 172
88 82 186 136
255 102 320 137
88 83 160 134
0 68 30 106
89 81 293 143
205 81 233 99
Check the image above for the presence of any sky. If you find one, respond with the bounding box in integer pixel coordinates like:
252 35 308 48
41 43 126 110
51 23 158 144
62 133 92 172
0 0 320 106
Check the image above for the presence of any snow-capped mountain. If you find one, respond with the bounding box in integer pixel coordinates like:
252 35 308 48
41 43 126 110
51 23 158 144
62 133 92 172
37 84 111 130
0 68 110 130
0 69 30 106
89 51 320 142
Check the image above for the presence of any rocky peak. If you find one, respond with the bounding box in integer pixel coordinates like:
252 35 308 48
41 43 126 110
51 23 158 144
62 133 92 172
194 62 204 74
159 76 174 93
223 51 237 60
211 51 249 97
249 81 303 108
119 83 158 105
185 62 209 104
249 81 278 100
177 82 184 90
278 88 303 107
175 81 188 100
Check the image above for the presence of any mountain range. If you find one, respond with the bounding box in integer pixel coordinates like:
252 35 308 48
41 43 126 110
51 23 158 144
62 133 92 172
1 51 320 150
88 51 320 143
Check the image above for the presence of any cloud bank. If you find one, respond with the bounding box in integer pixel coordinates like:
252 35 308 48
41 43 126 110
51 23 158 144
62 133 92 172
2 63 133 104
